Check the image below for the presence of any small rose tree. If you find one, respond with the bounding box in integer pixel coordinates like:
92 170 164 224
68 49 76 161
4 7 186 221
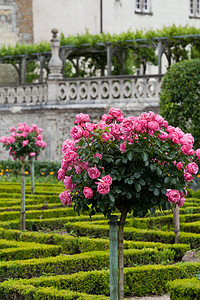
0 122 46 230
58 108 200 300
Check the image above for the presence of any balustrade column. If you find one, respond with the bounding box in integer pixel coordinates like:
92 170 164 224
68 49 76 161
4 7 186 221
47 28 63 104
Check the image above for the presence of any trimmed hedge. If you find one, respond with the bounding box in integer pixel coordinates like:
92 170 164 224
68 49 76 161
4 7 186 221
0 203 63 212
0 227 189 259
0 246 189 281
181 221 200 233
0 207 79 222
0 239 62 261
0 214 107 231
0 262 200 297
167 278 200 300
64 221 200 248
0 193 60 202
0 282 109 300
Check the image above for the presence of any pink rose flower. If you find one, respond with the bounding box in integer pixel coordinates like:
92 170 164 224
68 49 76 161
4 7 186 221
75 113 90 124
147 121 160 132
101 133 112 141
22 132 28 138
86 123 96 132
58 168 66 181
22 140 29 147
120 119 134 135
195 149 200 158
10 126 16 132
97 181 110 195
83 187 93 199
109 107 123 119
171 131 179 144
176 162 183 170
93 153 102 160
62 139 76 154
180 133 194 148
29 152 36 157
167 189 180 204
154 114 165 126
110 123 121 138
83 131 89 138
119 142 126 153
184 172 193 182
88 166 101 179
134 121 143 133
37 134 43 140
6 136 15 145
181 145 191 155
70 126 84 140
0 136 7 143
59 190 72 205
177 197 185 207
64 150 77 164
64 176 73 191
186 162 198 175
102 175 112 186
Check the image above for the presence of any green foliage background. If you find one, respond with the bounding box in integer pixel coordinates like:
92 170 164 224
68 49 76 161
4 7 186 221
2 24 200 80
160 59 200 149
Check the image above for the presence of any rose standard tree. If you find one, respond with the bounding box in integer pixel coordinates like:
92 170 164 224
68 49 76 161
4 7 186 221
0 123 46 230
58 108 200 300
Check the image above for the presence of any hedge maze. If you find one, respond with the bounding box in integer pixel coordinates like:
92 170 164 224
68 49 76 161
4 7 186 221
0 183 200 299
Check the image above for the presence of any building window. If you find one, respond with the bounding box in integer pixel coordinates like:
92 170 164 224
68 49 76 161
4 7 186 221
135 0 151 14
190 0 200 17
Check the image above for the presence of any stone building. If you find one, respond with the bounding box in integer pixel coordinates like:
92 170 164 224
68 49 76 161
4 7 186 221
1 1 200 161
1 0 200 46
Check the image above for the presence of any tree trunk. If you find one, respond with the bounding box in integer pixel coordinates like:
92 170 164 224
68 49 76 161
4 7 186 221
118 209 127 300
20 160 26 230
173 204 180 244
30 157 35 194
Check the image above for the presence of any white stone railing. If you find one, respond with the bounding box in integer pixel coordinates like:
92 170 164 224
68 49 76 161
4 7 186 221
0 84 48 105
0 74 163 108
57 74 163 102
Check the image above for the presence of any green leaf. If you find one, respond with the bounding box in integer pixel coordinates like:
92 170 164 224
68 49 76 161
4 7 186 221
164 177 170 184
115 159 121 164
142 151 148 161
161 187 167 195
122 158 128 163
135 183 141 192
138 179 146 186
153 188 160 196
126 192 132 199
127 151 134 161
109 194 115 203
134 172 141 179
156 168 162 176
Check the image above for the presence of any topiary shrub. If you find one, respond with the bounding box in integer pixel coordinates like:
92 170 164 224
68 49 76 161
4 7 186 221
160 58 200 148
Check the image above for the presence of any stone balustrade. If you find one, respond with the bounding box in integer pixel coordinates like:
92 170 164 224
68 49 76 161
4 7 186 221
0 84 48 106
58 74 162 101
0 74 162 109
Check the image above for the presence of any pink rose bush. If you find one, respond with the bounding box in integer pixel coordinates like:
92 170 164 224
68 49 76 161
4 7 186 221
0 122 46 161
58 108 200 217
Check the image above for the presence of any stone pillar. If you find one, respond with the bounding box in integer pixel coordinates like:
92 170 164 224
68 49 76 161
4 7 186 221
48 28 63 80
47 28 63 104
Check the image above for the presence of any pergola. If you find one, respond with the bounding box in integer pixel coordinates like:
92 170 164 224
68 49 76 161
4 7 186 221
0 33 200 84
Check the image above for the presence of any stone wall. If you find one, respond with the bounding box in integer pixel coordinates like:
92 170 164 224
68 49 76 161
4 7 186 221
0 0 33 46
0 103 160 162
